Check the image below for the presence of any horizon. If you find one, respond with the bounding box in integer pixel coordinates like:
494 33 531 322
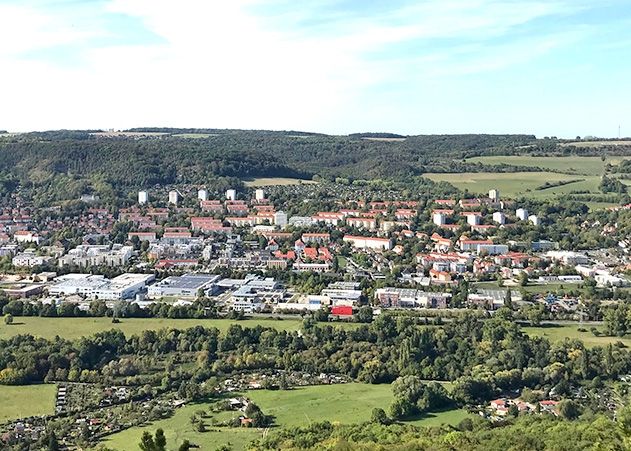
1 0 630 137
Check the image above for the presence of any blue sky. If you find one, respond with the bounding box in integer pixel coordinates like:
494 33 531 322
0 0 630 137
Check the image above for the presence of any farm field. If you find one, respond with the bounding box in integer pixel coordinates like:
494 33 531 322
560 140 631 148
0 317 357 341
523 323 631 348
423 171 600 199
243 177 317 187
102 383 472 451
465 155 627 176
0 384 57 423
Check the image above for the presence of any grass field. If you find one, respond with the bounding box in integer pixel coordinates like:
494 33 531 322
0 384 57 423
0 317 357 341
465 155 627 176
523 324 631 348
560 140 631 148
243 177 317 187
102 383 471 451
171 133 215 139
424 171 601 199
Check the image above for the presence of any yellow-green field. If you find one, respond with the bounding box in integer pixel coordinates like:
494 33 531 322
424 171 601 199
0 384 57 423
560 140 631 148
465 155 627 176
243 177 317 187
523 323 631 348
0 317 357 341
102 383 471 451
172 133 216 139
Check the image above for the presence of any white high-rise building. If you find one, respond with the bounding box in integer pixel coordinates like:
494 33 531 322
226 189 236 201
489 189 500 202
138 191 148 205
198 189 208 201
466 213 481 226
255 189 265 201
516 208 528 221
432 212 446 226
529 215 540 226
492 211 505 225
274 211 288 228
168 190 179 205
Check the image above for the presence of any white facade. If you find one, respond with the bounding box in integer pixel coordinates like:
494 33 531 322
255 189 265 201
343 235 391 250
528 215 540 226
58 245 133 268
477 244 509 255
489 189 500 201
138 190 148 204
226 189 237 201
492 212 505 225
274 211 288 228
12 251 53 267
516 208 528 221
49 273 154 300
198 189 208 201
466 214 481 226
432 213 446 226
168 190 179 205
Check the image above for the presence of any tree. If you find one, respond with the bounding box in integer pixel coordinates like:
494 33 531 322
139 432 156 451
4 313 13 325
139 429 167 451
504 289 513 309
356 306 373 323
371 408 389 425
178 441 192 451
558 399 581 420
47 431 60 451
526 304 545 326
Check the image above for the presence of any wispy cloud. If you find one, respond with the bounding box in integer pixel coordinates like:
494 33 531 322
0 0 628 136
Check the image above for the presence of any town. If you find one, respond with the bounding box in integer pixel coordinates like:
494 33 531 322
1 183 629 322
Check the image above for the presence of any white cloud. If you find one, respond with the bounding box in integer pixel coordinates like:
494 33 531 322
0 0 602 134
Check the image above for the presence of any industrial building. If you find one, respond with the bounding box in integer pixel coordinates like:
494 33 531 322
147 273 220 298
48 273 154 300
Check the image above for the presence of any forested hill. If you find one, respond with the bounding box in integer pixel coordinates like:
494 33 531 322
0 130 537 189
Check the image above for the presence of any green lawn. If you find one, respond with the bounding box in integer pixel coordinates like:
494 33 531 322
0 317 357 341
101 403 259 451
464 155 628 176
0 384 57 423
423 171 602 199
101 383 472 450
523 324 631 348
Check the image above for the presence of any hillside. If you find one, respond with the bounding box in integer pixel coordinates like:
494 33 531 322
0 130 536 187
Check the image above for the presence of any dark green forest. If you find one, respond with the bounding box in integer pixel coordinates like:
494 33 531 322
0 130 537 189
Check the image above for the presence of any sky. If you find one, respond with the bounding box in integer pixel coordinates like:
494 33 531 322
0 0 630 137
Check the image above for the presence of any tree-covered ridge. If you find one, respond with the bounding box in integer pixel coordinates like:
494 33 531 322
251 414 629 450
0 131 538 188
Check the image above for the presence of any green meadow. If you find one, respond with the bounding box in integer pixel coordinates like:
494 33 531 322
102 383 472 451
0 317 357 341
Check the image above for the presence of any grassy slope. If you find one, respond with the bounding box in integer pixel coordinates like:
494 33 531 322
102 383 472 451
0 317 357 341
0 384 57 423
464 156 627 176
423 171 595 199
425 156 628 199
523 323 631 348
